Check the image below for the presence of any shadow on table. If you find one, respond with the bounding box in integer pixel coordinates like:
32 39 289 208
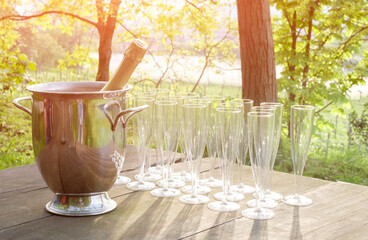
119 196 172 240
248 219 268 240
290 206 302 240
163 204 205 239
203 211 237 239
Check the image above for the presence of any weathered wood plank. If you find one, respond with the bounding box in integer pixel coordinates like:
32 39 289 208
0 164 46 194
0 162 330 239
1 150 367 240
181 181 368 240
1 180 358 240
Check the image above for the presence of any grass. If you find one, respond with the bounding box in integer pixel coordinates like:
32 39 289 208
0 92 33 169
274 136 368 186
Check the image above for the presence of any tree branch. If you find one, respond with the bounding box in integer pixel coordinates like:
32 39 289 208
156 38 176 88
96 0 104 28
185 0 202 11
0 10 98 28
315 100 333 114
116 20 164 73
117 20 138 38
302 0 319 86
339 25 368 56
191 28 231 92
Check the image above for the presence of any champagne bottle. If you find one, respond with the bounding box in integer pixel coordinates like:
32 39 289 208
101 39 148 91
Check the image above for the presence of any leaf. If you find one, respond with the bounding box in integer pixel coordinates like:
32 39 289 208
28 62 37 71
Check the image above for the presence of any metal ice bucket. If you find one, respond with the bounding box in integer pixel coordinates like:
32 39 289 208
13 81 147 216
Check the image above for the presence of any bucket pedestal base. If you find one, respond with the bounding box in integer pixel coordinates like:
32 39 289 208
46 192 117 216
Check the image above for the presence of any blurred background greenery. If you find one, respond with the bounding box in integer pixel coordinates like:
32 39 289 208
1 0 368 186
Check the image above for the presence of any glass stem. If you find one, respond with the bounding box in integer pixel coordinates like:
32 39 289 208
266 170 272 192
194 158 200 197
295 173 302 196
155 147 159 168
168 160 173 180
256 188 261 209
209 154 216 180
237 160 242 186
145 147 151 175
222 160 228 204
140 146 146 177
163 153 169 191
181 155 187 174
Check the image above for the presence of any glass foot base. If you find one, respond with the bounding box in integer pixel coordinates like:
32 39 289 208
46 192 116 216
208 201 240 212
230 184 255 194
114 175 131 185
173 171 192 182
282 194 312 207
148 166 162 175
247 199 278 209
126 181 155 191
254 190 283 201
214 191 244 202
181 185 211 194
134 173 162 182
151 188 180 198
200 178 222 188
242 207 274 220
179 194 209 205
157 179 186 189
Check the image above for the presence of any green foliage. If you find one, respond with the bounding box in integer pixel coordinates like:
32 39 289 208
57 45 97 71
349 102 368 147
272 0 368 131
17 26 68 70
0 95 33 169
1 0 368 188
0 21 36 92
119 0 239 89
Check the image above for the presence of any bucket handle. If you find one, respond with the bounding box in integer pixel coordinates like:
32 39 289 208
13 96 32 116
104 100 148 131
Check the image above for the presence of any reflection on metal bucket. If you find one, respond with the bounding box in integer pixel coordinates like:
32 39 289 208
13 81 148 216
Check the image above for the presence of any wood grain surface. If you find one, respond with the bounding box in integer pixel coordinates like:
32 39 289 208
0 146 367 240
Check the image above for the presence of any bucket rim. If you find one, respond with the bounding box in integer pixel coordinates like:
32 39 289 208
26 81 132 95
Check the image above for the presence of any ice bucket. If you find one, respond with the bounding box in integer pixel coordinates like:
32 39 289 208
13 81 147 216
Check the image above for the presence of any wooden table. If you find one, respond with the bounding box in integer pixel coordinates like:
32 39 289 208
1 145 367 240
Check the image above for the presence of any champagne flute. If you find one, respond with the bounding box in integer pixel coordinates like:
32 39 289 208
151 100 181 198
213 102 245 202
114 94 132 185
156 95 186 189
181 98 213 195
173 92 200 181
126 96 156 191
208 107 241 212
242 111 275 220
179 103 209 204
229 99 255 194
260 102 284 201
282 105 315 207
146 88 169 175
247 105 278 209
200 95 226 188
131 91 162 180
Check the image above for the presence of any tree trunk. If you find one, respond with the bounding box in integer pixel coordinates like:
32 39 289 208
95 0 121 82
236 0 277 105
96 31 112 82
